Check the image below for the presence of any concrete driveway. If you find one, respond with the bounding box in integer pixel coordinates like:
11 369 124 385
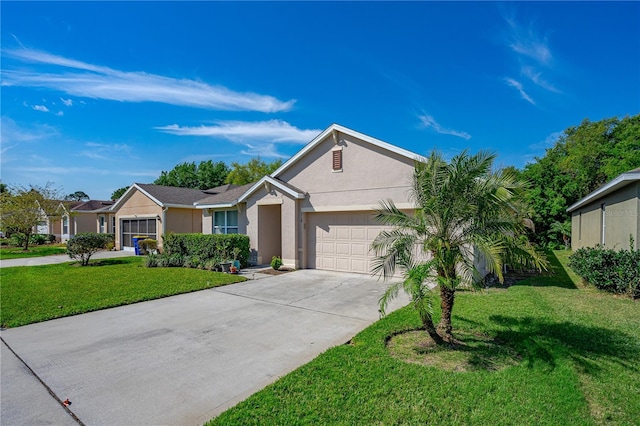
1 270 408 425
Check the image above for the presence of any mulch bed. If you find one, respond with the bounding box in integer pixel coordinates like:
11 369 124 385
258 268 294 276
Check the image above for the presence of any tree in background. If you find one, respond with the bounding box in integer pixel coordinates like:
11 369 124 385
111 187 128 201
154 160 230 189
550 220 572 250
521 114 640 247
372 151 547 344
225 158 282 185
66 191 90 201
0 183 63 250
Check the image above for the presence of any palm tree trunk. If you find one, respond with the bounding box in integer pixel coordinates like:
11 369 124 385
437 286 456 343
419 310 444 345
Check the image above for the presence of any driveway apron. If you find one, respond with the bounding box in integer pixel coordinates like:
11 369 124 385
1 270 408 425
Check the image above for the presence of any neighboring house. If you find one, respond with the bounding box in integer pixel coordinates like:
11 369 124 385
195 124 419 272
110 184 219 251
54 200 115 242
568 167 640 250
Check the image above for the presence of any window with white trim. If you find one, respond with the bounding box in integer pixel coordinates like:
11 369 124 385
214 210 238 234
62 216 69 235
99 216 106 233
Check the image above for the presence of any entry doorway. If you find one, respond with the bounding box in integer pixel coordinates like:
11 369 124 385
257 204 282 265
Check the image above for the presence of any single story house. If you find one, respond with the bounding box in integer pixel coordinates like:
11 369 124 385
51 200 115 242
568 167 640 250
110 183 249 251
195 124 418 273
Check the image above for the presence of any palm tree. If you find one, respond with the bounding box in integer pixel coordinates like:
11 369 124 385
550 220 571 250
371 150 547 344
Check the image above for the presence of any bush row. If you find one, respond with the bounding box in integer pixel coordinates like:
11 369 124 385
160 233 250 267
10 233 56 246
569 244 640 299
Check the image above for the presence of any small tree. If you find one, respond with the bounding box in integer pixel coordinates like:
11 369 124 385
67 233 114 266
0 183 63 250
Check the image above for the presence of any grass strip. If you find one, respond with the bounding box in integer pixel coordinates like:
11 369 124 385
208 251 639 425
0 257 245 328
1 245 67 259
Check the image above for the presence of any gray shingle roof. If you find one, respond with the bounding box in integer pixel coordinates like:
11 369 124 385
135 184 211 206
72 200 114 212
195 183 255 206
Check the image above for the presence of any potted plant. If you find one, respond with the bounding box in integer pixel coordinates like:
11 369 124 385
229 265 238 274
219 241 232 272
231 247 241 271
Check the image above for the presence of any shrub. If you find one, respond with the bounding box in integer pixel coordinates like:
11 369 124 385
271 256 283 270
162 233 250 267
29 234 47 245
66 233 115 266
139 239 158 254
145 253 159 268
569 243 640 298
10 233 27 247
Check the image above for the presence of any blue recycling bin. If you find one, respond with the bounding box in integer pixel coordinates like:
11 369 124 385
133 236 144 255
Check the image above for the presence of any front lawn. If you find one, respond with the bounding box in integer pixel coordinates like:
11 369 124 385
0 244 67 259
0 257 246 328
209 251 640 425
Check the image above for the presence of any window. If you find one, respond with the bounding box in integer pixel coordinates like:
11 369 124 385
214 210 239 234
62 216 68 235
121 219 157 247
601 203 606 245
112 216 116 233
332 149 342 171
99 216 105 233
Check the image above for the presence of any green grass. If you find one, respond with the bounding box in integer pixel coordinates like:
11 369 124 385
208 251 640 426
0 244 67 259
0 257 246 328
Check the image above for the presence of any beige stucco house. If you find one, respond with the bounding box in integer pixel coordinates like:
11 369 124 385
568 168 640 250
110 184 209 251
195 124 419 272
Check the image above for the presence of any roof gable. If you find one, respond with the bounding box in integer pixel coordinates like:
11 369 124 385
271 124 421 178
111 184 209 210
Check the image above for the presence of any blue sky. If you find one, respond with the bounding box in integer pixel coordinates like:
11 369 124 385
2 2 639 200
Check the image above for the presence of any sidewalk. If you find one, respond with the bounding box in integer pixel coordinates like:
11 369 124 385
0 250 135 268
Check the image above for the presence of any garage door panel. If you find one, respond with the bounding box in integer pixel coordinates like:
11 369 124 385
308 212 394 274
336 228 350 240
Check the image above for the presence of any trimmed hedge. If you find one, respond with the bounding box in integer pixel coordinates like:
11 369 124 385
162 233 250 268
569 244 640 299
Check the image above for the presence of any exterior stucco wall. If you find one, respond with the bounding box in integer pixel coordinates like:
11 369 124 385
114 190 162 250
571 182 639 250
278 133 416 210
165 208 202 234
73 213 97 234
245 186 298 267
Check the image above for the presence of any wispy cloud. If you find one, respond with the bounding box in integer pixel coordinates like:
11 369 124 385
2 48 295 113
60 97 73 107
501 12 561 100
0 116 58 145
504 78 535 105
77 142 131 161
503 15 552 66
521 66 560 93
417 114 471 140
529 130 563 152
155 120 321 144
32 104 49 112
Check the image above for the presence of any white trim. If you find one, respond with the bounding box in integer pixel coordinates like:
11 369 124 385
567 171 640 212
257 198 284 206
301 203 415 213
201 203 235 210
237 176 305 203
271 124 422 178
110 184 163 210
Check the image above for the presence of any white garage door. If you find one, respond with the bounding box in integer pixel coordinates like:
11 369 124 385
307 212 391 274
